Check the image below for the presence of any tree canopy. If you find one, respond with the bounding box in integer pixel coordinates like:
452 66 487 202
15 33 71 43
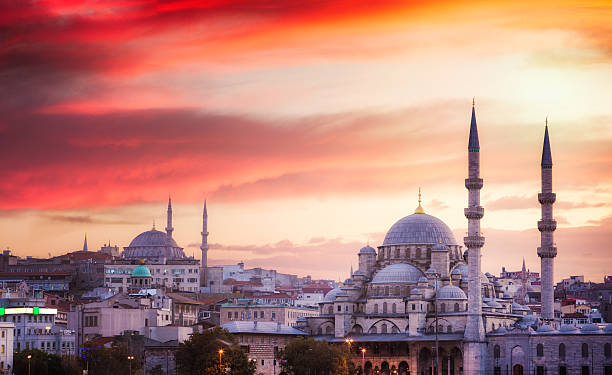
13 349 79 375
280 337 354 375
175 327 256 375
79 342 141 375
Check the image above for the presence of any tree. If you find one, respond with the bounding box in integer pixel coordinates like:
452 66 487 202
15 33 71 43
13 349 79 375
280 337 354 375
79 342 142 375
175 327 256 375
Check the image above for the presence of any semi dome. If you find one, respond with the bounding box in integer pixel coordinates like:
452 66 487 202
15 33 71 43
323 288 348 302
436 285 467 300
123 229 186 261
383 213 457 246
132 265 152 277
371 263 425 284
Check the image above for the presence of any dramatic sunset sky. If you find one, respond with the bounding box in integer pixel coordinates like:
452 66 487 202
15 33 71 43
1 0 611 281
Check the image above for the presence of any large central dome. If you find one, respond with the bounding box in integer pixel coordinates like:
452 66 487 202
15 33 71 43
122 229 186 262
383 212 457 246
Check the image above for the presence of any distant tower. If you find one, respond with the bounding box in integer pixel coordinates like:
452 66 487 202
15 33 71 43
520 258 527 303
200 201 209 287
538 121 557 322
463 100 486 375
166 196 174 238
83 234 88 252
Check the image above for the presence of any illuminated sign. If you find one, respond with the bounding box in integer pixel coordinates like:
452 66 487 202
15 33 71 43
0 307 57 315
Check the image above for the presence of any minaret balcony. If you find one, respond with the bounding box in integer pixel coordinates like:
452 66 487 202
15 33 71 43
464 178 483 190
464 236 485 248
538 220 557 232
537 246 557 258
538 192 556 204
464 206 484 219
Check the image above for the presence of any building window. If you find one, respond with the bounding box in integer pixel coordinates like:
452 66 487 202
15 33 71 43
559 366 567 375
383 303 387 314
454 303 460 312
537 344 544 357
582 366 589 375
261 360 264 366
412 304 416 311
494 345 500 359
440 303 446 313
337 305 341 312
559 343 566 360
228 312 232 319
381 324 387 334
604 366 612 375
536 367 544 375
605 343 611 359
494 367 501 375
582 343 589 358
392 303 396 314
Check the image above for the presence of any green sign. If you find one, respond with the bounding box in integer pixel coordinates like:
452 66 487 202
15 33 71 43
0 308 4 316
33 307 39 315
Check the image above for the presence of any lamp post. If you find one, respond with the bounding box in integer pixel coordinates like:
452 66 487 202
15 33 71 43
218 348 224 374
127 355 134 375
361 348 366 375
27 354 32 375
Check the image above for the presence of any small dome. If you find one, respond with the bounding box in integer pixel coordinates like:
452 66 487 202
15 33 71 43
436 285 467 300
353 270 365 276
536 324 555 333
496 326 508 333
426 268 437 275
581 323 601 332
450 264 489 284
432 242 448 252
132 265 152 277
371 263 425 284
383 213 458 246
359 245 377 255
418 276 428 283
486 300 503 308
410 288 422 295
560 324 579 332
323 288 348 302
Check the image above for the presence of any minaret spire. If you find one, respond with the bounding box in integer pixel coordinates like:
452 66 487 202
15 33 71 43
463 100 486 375
200 200 209 287
83 234 88 252
166 196 174 238
538 119 557 323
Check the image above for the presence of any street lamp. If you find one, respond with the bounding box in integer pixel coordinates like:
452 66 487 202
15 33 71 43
218 348 224 374
361 348 366 375
27 354 32 375
127 355 134 375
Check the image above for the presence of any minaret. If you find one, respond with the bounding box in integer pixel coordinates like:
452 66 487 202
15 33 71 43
166 196 174 238
83 234 88 252
537 121 557 322
520 258 527 303
463 99 486 375
200 200 209 286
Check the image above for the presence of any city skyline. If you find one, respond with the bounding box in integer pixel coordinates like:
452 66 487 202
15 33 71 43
1 1 611 282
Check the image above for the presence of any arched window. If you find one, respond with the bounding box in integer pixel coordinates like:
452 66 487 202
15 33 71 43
447 325 452 333
392 303 397 314
368 325 377 334
440 303 446 313
383 302 388 313
395 286 400 295
385 286 389 296
328 306 333 315
494 345 500 359
582 343 588 358
374 304 378 314
454 303 460 312
416 249 421 258
537 344 544 357
559 343 565 359
317 327 322 335
392 326 400 333
325 326 333 335
381 324 388 334
395 248 400 258
605 343 611 358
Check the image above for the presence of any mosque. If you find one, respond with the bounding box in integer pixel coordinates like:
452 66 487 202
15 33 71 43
298 103 612 375
103 200 209 293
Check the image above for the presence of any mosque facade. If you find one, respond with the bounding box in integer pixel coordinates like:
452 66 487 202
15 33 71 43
298 104 612 375
103 199 208 293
